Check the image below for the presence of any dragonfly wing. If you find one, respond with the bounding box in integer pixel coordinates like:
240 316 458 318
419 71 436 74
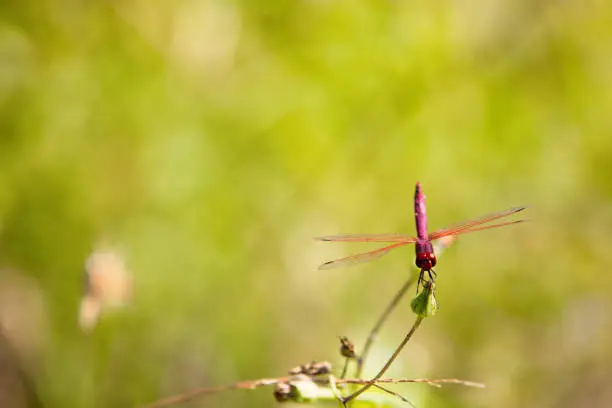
428 206 526 240
431 234 456 255
318 241 411 270
315 233 417 243
441 219 527 236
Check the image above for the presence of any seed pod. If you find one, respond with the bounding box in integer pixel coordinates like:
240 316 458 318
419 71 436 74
288 361 332 376
339 336 357 359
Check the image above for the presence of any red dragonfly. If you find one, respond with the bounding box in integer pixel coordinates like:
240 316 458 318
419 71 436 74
316 182 526 289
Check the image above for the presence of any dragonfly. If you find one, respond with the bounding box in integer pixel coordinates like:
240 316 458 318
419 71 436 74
316 182 526 290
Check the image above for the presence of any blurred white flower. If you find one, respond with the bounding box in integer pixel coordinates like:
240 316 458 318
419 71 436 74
79 249 131 331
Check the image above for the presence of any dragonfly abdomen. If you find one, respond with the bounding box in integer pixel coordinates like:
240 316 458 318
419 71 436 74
414 182 429 241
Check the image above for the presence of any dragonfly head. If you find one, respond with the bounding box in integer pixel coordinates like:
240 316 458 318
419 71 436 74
415 253 437 271
415 241 437 271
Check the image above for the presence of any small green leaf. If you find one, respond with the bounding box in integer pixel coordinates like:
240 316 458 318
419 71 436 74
410 282 438 318
292 378 322 402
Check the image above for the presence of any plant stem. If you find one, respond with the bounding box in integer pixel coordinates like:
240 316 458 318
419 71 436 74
356 276 415 378
344 316 424 405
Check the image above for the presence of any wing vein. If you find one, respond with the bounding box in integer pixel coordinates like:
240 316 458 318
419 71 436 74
428 206 526 240
318 241 411 270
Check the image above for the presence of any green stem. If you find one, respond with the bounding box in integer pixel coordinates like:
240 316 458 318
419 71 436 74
356 276 415 379
344 316 424 405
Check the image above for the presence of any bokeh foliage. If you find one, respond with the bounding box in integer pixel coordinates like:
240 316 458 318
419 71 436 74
1 1 612 407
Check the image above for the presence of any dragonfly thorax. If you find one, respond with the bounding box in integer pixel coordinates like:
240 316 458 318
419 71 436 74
415 241 437 271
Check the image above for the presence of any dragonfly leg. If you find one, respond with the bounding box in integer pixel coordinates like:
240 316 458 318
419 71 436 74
416 270 425 294
417 269 438 294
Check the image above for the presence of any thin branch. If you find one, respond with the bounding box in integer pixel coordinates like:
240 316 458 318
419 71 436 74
139 377 288 408
371 384 416 408
139 374 484 408
337 378 485 389
343 316 424 404
328 375 345 407
340 357 350 379
356 276 415 378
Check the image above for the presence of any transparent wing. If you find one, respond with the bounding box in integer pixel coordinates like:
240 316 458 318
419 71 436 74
431 234 456 256
315 233 417 243
445 219 527 235
428 206 526 240
318 242 411 270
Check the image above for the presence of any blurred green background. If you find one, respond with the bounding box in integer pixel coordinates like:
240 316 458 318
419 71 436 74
1 1 612 407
